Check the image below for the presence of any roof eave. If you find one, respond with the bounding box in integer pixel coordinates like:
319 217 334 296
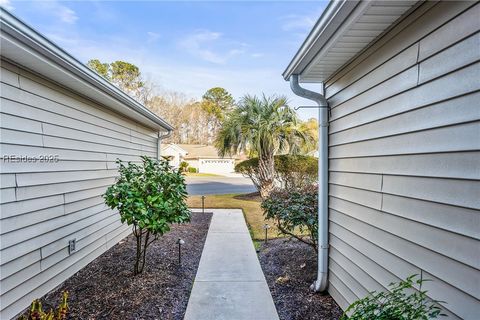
0 8 173 131
283 0 419 83
282 0 358 81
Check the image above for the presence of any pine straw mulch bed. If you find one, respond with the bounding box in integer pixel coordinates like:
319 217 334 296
258 238 343 320
26 212 212 320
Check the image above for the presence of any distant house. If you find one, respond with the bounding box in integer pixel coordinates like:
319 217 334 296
161 143 188 168
0 10 172 319
177 144 238 175
284 1 479 319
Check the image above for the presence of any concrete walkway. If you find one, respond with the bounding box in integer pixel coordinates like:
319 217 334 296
184 209 279 320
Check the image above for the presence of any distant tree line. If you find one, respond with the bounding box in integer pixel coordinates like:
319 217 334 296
87 59 235 145
87 59 318 149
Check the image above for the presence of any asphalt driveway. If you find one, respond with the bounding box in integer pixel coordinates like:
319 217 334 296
186 175 256 195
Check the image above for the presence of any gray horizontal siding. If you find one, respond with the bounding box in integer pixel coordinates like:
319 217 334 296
324 2 480 319
0 60 159 319
329 151 480 180
330 92 480 147
330 65 480 133
325 0 476 91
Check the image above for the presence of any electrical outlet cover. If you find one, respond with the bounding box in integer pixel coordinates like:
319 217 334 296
68 239 76 254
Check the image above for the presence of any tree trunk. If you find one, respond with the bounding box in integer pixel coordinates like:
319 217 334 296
258 154 275 198
134 226 142 275
138 231 150 273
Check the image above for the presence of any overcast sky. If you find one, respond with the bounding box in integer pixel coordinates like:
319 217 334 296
3 0 328 120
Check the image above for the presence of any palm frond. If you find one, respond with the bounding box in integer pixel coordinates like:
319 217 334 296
215 93 314 158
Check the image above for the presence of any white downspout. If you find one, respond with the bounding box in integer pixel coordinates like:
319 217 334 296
290 74 329 292
157 130 172 160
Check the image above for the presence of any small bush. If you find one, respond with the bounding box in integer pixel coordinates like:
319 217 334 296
188 167 198 173
179 161 189 172
235 155 317 191
261 185 317 250
341 274 446 320
275 154 317 189
104 156 190 275
235 158 261 190
18 291 68 320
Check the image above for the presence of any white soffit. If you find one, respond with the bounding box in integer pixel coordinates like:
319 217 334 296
285 0 419 83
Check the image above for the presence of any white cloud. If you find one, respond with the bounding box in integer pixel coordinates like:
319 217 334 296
179 30 246 64
280 14 316 32
0 0 14 10
46 26 327 122
147 31 161 43
31 4 324 120
279 5 327 34
44 27 318 119
33 0 78 24
57 6 78 24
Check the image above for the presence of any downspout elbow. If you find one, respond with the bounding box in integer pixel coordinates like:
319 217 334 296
290 74 328 107
310 268 329 292
157 130 173 159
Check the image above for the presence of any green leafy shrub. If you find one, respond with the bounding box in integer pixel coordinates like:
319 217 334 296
341 274 446 320
261 185 317 250
275 154 317 189
235 155 317 192
104 156 190 274
235 158 261 190
18 291 68 320
179 161 189 172
187 167 198 173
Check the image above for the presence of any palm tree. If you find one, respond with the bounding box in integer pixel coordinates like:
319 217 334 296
216 94 313 198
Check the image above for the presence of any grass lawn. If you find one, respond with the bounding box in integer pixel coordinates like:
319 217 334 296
187 193 281 241
184 172 222 177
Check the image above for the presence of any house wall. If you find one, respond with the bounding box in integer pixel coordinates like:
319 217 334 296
198 159 235 174
162 145 184 168
0 60 158 319
324 2 480 319
185 159 199 171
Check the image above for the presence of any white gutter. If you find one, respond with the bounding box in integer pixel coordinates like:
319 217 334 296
283 1 419 82
290 74 329 292
282 0 357 80
0 8 173 132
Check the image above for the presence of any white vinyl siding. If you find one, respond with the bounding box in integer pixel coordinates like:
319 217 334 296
0 60 158 319
324 2 480 319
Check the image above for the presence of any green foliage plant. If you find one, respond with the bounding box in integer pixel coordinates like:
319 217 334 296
201 87 235 143
261 185 318 250
87 59 110 80
187 167 198 173
109 60 144 93
235 155 318 191
201 87 235 121
235 157 261 190
341 274 446 320
216 94 314 198
104 156 190 275
87 59 148 103
18 291 68 320
274 154 317 189
179 161 189 172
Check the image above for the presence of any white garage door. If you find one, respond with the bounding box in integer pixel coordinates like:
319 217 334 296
199 159 235 174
